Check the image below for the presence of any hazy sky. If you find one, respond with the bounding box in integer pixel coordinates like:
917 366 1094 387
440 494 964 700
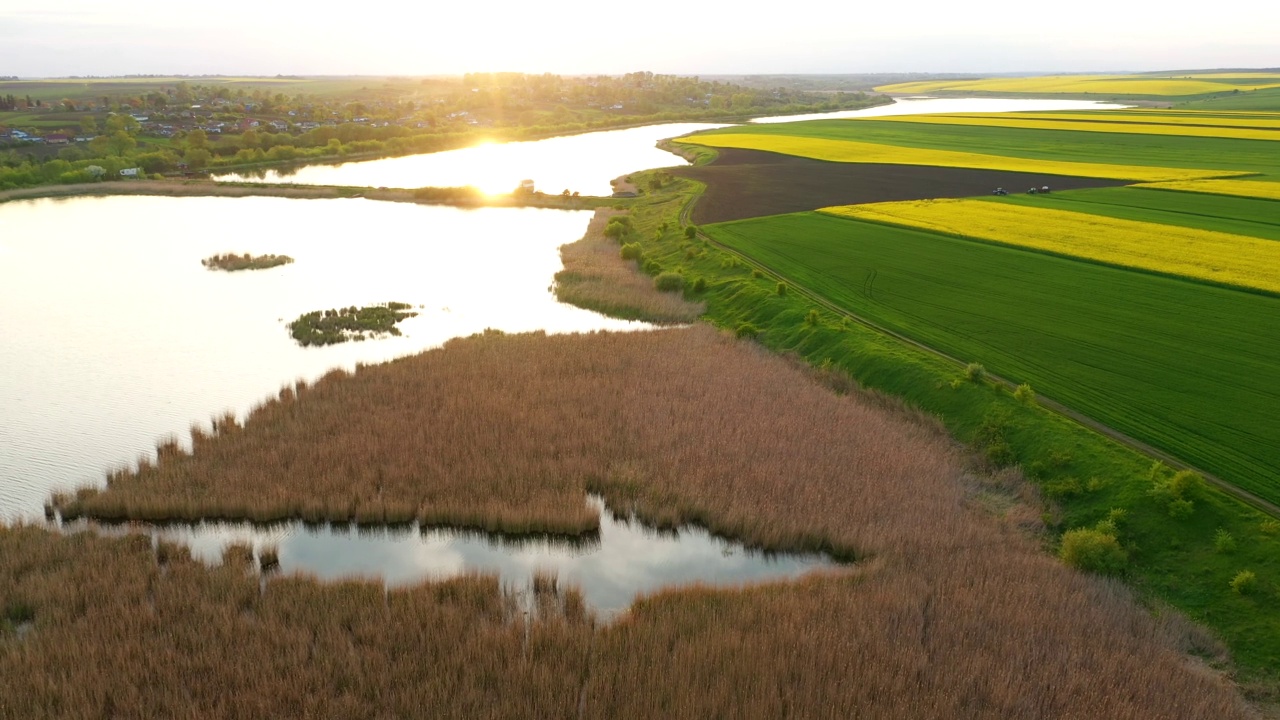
3 1 1277 77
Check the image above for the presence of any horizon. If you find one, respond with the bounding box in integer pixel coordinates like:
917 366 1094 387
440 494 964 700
4 1 1278 78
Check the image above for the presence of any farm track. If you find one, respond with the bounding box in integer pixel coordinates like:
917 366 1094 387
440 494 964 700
677 188 1280 521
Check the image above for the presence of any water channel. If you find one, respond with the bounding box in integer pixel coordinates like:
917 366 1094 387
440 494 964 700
2 97 1129 610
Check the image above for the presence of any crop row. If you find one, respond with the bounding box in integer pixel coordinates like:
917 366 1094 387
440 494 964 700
677 133 1233 182
1139 178 1280 201
878 113 1280 142
821 198 1280 293
990 186 1280 242
942 110 1280 130
874 73 1280 96
688 118 1280 175
704 211 1280 504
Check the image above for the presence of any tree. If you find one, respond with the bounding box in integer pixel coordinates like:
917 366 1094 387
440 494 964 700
185 128 208 150
106 131 136 157
105 114 139 135
80 116 99 136
184 147 212 170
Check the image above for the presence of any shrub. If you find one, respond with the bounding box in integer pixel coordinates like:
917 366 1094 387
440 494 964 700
1261 519 1280 535
964 363 987 383
1230 570 1258 595
619 243 642 261
654 272 685 293
1151 469 1205 518
776 282 788 296
752 269 764 279
642 259 663 275
1060 527 1127 575
735 322 760 339
804 309 820 326
1044 477 1084 499
683 225 697 239
1214 529 1237 554
691 277 707 294
1013 383 1035 404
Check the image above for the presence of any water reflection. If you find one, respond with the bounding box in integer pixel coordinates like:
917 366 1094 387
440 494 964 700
64 497 840 617
0 196 652 519
213 123 730 196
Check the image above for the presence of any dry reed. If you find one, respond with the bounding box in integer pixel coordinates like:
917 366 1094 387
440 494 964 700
9 325 1258 718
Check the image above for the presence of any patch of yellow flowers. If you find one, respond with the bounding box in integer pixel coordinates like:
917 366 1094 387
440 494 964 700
875 114 1280 142
820 199 1280 294
874 74 1280 96
679 134 1241 182
1137 179 1280 201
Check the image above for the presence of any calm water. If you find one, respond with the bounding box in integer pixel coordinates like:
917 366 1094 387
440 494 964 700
213 123 730 195
0 195 645 520
66 497 837 616
214 100 1130 193
4 99 1123 605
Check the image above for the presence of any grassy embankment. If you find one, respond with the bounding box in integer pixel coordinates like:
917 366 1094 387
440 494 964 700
20 324 1258 717
201 252 293 272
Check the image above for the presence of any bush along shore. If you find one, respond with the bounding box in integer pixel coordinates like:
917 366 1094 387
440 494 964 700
287 302 418 346
201 252 293 272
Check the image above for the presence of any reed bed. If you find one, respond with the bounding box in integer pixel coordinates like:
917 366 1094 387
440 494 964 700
554 209 705 323
12 325 1258 717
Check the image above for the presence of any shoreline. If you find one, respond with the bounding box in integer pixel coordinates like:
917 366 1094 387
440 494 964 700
0 179 623 210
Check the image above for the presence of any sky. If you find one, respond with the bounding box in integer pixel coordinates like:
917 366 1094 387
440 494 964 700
2 0 1278 77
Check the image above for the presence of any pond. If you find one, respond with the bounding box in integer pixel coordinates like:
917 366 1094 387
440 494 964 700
64 496 839 617
0 195 645 521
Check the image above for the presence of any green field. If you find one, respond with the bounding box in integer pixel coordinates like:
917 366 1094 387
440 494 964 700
1181 87 1280 111
986 187 1280 242
698 119 1280 175
704 211 1280 504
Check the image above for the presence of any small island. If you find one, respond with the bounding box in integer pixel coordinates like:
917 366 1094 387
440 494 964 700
202 252 295 272
288 302 418 346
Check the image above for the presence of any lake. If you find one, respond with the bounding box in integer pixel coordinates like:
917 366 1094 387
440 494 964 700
4 98 1128 608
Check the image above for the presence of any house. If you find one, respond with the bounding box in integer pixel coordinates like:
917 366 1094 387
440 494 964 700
45 134 70 145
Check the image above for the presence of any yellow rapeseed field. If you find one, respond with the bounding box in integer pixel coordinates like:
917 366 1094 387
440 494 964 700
678 134 1239 182
875 74 1280 96
876 114 1280 141
820 199 1280 294
969 111 1280 130
1138 178 1280 201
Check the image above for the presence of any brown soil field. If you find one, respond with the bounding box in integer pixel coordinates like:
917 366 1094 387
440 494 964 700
671 148 1131 224
25 325 1255 718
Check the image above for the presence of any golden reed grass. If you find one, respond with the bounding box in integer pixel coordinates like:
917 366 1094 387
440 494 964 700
6 325 1255 717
